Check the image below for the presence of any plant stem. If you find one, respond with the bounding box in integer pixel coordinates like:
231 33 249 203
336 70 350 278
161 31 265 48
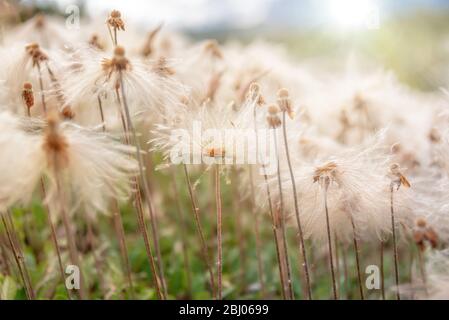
341 243 350 299
281 111 312 300
334 235 340 297
323 186 338 299
390 184 401 300
255 106 288 299
133 180 164 299
54 172 87 300
1 214 34 299
183 164 216 298
231 169 246 293
97 95 134 297
36 62 47 114
118 70 167 299
417 248 428 298
249 166 266 298
380 240 385 300
272 128 295 300
170 167 192 297
350 216 364 299
97 95 106 132
85 217 107 297
215 164 223 300
111 200 135 298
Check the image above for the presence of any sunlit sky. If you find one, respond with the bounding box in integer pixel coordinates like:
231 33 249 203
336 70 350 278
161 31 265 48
33 0 449 30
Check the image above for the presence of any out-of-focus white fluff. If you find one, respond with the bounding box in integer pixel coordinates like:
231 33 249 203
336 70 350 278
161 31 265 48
0 112 138 217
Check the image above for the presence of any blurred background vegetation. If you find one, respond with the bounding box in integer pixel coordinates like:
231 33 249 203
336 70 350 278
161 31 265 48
2 0 449 91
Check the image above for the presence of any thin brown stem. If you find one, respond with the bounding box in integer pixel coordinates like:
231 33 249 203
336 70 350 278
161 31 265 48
281 111 312 300
183 164 216 298
97 95 106 132
249 167 266 298
36 62 47 114
272 128 295 300
97 95 134 297
323 186 338 299
1 214 34 299
85 217 107 297
350 216 364 300
133 179 164 299
231 169 246 293
255 107 287 299
0 240 12 275
55 173 87 300
390 185 401 300
341 243 349 299
380 240 385 300
215 164 223 300
417 248 428 298
118 70 167 299
334 235 341 297
170 167 192 297
111 201 135 298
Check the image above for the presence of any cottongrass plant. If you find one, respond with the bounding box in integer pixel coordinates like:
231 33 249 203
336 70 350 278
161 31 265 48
0 110 138 298
2 9 449 300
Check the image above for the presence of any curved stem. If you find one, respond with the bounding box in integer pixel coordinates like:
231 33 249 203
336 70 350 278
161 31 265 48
183 164 216 298
170 167 192 297
28 109 70 299
390 185 401 300
215 164 223 300
350 216 364 299
55 172 87 300
272 128 295 300
380 240 385 300
281 111 312 299
323 187 338 299
255 106 287 299
249 167 266 298
1 214 34 299
118 70 167 299
97 95 134 297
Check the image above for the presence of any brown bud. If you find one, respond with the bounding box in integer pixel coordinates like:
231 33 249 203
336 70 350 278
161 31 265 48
107 10 125 31
22 82 34 109
114 46 126 57
89 34 104 50
277 88 295 119
203 40 222 59
429 128 441 143
267 105 281 128
61 106 75 120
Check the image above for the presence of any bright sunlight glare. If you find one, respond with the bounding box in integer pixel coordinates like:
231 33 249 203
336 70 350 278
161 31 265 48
328 0 379 30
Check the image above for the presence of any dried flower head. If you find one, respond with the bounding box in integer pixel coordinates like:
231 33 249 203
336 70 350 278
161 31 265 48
25 42 48 67
22 82 34 109
107 10 125 31
203 39 223 60
88 34 104 51
267 104 281 128
277 88 295 119
313 161 339 188
389 163 411 190
102 46 131 76
142 23 163 57
42 111 69 170
152 56 175 77
247 82 265 106
0 112 138 214
429 127 441 143
413 217 438 251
